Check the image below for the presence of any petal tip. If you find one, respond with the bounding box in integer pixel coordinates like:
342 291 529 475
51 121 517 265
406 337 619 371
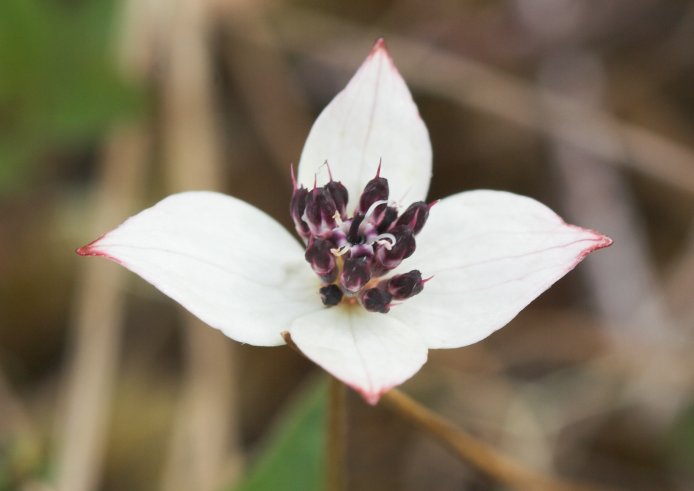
582 227 614 251
367 38 396 69
76 235 103 256
75 245 90 256
599 234 614 249
358 386 387 406
565 223 613 252
369 37 388 56
568 228 613 270
587 232 613 255
75 235 122 264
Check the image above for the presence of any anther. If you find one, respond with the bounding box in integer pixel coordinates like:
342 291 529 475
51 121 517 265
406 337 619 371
375 225 416 270
387 270 425 300
376 206 398 233
395 201 430 235
347 214 365 244
319 284 343 307
290 186 310 240
305 238 337 283
349 243 374 259
304 188 337 234
341 256 371 293
326 180 349 219
361 288 392 313
358 173 389 214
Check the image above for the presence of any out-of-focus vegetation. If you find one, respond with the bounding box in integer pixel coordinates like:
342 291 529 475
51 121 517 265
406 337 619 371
1 1 694 490
0 0 140 194
232 378 326 491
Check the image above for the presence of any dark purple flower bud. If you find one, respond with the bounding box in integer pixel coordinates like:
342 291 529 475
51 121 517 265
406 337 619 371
395 201 429 235
376 225 416 270
358 176 389 214
305 238 337 283
305 188 337 233
341 256 371 293
361 288 392 313
387 270 424 300
326 181 348 219
290 186 310 239
319 284 343 307
376 206 398 233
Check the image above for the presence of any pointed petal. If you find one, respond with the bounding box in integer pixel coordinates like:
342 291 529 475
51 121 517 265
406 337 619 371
297 39 432 207
390 190 612 349
289 307 428 404
78 191 323 346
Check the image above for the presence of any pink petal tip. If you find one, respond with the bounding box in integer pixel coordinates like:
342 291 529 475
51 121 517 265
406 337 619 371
568 229 613 271
355 385 389 406
585 232 613 255
367 38 395 68
75 236 122 264
76 236 103 257
370 37 387 55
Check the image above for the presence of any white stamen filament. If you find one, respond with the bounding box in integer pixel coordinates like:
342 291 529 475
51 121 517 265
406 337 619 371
371 232 397 250
361 199 389 227
330 245 350 256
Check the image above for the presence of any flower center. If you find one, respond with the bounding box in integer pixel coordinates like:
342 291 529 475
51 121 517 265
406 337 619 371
290 165 432 313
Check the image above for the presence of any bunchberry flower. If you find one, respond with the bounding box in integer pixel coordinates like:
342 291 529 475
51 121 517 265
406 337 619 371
77 39 611 404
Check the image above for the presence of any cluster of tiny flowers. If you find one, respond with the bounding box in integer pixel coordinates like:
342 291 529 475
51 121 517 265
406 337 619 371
290 165 431 313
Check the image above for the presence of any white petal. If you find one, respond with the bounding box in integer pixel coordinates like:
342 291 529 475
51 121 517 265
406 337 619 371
297 39 432 208
289 306 428 405
78 191 323 346
390 190 612 349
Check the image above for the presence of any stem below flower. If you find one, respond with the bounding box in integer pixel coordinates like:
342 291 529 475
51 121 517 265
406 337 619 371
327 376 346 491
381 389 613 491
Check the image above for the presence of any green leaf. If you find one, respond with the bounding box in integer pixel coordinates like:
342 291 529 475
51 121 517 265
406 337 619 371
0 0 144 194
231 377 327 491
668 401 694 474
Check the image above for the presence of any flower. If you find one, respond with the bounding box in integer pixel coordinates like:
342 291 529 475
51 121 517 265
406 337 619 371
77 39 611 405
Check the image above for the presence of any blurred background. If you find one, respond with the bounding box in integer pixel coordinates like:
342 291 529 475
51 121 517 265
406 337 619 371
1 0 694 490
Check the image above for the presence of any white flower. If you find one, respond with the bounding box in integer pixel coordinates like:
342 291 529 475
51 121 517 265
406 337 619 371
78 39 611 404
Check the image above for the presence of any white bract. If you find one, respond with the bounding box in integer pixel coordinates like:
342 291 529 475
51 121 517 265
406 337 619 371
78 39 611 404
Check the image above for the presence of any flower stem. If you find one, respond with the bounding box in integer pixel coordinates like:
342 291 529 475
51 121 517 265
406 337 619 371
326 376 346 491
381 389 612 491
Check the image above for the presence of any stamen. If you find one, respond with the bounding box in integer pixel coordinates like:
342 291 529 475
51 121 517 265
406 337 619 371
294 166 432 313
